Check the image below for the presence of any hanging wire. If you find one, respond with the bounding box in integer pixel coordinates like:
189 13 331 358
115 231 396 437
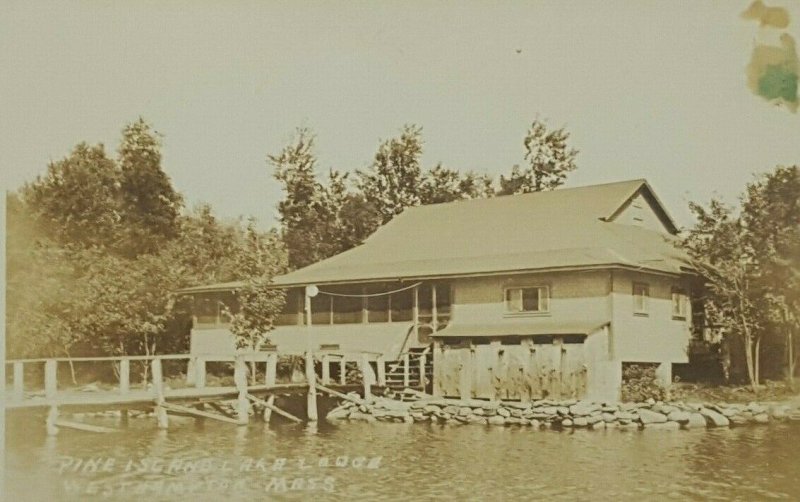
316 282 422 298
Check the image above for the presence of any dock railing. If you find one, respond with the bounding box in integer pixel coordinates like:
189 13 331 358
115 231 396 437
4 350 394 406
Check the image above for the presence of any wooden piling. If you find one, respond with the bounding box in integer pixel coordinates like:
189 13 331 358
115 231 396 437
44 360 58 401
119 358 130 395
418 353 427 390
361 353 371 398
340 356 347 385
151 358 168 429
46 405 59 436
234 355 250 425
403 353 410 388
322 355 331 385
265 353 277 386
195 357 206 389
13 361 24 401
305 351 318 422
262 395 275 423
377 355 386 387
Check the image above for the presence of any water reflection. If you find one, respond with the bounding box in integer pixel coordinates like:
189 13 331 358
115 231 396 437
5 410 800 501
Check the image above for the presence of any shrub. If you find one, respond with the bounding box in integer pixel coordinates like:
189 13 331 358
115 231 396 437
621 363 668 402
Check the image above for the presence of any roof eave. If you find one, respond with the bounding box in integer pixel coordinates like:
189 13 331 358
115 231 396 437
270 262 684 288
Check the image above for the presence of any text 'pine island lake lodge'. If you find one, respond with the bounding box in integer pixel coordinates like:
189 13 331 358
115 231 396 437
180 179 697 402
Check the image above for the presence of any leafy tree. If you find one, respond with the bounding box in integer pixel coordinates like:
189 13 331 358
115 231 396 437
226 224 287 351
357 124 424 223
681 198 772 391
270 128 331 268
117 118 183 256
6 195 80 364
23 143 121 249
499 119 578 195
742 165 800 384
419 164 495 204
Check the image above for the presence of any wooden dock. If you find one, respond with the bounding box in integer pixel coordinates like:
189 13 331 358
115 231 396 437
4 349 429 434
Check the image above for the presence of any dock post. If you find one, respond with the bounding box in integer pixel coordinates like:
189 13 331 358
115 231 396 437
305 351 318 422
195 357 206 389
418 353 427 390
262 394 276 423
377 355 386 387
403 353 410 388
44 360 58 401
322 355 331 385
151 358 168 429
119 358 130 395
265 353 277 386
234 355 250 425
13 361 24 401
361 354 372 398
340 356 347 385
46 405 59 436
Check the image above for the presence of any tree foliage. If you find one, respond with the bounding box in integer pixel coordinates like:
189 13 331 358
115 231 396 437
499 119 579 195
23 143 121 250
117 118 183 256
6 119 286 363
357 124 424 223
226 224 288 351
681 165 800 389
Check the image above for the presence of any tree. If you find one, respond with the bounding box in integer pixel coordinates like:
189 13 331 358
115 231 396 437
225 224 288 382
499 119 578 195
6 194 81 367
271 128 331 268
118 118 183 256
419 164 495 204
742 165 800 385
357 124 424 223
681 198 772 391
23 143 121 250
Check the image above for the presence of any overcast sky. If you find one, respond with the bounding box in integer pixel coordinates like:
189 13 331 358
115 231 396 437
2 1 799 229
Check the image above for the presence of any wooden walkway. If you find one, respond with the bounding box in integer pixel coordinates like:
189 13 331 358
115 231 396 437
4 351 393 434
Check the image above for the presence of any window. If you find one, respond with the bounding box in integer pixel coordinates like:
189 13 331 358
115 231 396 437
633 283 649 315
505 286 550 314
672 288 688 319
390 288 413 322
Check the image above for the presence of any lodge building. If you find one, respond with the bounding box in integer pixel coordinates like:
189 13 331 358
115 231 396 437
179 179 697 401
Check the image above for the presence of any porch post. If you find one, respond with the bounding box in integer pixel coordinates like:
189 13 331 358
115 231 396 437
412 285 419 340
431 285 438 333
305 286 319 422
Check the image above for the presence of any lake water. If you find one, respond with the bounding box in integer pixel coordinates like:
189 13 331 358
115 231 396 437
5 409 800 501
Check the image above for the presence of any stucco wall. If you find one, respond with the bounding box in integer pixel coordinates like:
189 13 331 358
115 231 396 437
451 270 610 327
450 268 691 365
609 270 691 364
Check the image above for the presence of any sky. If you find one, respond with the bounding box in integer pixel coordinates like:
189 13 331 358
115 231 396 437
2 1 799 229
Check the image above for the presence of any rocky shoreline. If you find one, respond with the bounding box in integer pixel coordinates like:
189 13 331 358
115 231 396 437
326 393 800 430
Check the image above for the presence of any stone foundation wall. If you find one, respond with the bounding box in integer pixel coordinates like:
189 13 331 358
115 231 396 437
327 395 800 430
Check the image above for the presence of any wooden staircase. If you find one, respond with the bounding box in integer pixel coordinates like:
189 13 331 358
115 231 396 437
382 346 433 394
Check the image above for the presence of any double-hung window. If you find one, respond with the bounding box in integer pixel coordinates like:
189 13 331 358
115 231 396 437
505 286 550 314
672 288 688 319
633 282 649 315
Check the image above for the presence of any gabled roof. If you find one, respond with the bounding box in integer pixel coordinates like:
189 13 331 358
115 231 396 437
273 179 689 287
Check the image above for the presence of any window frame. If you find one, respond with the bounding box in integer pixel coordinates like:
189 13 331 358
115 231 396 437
632 282 649 316
503 285 551 315
671 288 688 320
